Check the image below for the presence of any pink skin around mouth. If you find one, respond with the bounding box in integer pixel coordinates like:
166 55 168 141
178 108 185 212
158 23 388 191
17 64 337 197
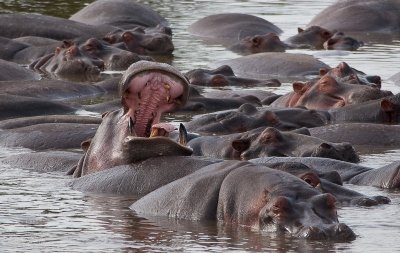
122 71 185 137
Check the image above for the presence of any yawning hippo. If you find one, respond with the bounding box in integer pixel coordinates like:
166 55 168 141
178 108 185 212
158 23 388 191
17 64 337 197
73 61 191 177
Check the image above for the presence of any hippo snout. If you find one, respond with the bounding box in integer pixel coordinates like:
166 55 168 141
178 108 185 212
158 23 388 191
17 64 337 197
297 223 356 241
328 223 357 241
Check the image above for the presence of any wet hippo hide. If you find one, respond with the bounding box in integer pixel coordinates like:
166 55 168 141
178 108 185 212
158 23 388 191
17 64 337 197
0 120 98 151
0 13 113 40
0 79 106 101
0 94 78 120
0 59 40 81
188 13 282 46
309 123 400 150
0 151 82 173
70 156 221 195
209 53 330 81
69 0 168 29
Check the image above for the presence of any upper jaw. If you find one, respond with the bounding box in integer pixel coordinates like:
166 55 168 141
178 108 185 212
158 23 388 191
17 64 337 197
119 61 189 137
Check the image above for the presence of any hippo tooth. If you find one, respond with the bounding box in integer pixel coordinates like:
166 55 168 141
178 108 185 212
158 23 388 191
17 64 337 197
164 83 171 90
128 116 135 135
166 95 171 103
179 123 188 145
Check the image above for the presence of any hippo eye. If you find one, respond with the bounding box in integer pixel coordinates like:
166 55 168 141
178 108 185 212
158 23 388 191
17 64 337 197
261 134 273 144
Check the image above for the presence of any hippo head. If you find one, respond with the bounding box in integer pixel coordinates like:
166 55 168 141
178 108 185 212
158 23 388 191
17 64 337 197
121 28 174 55
231 127 359 162
30 40 104 81
323 32 363 51
120 61 189 137
185 65 235 86
259 184 355 240
295 75 392 110
79 38 150 71
238 32 287 54
286 26 333 49
219 166 356 241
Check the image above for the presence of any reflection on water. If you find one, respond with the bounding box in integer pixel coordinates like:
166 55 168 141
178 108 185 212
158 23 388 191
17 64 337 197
1 0 400 252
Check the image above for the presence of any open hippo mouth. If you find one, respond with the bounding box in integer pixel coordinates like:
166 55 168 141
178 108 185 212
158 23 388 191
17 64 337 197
120 61 189 137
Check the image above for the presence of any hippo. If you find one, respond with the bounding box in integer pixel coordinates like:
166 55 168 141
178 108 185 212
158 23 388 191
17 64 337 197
284 26 334 50
188 126 359 162
29 39 147 81
209 53 330 81
0 79 106 101
72 61 191 177
307 0 400 41
130 162 356 241
291 75 392 110
0 13 112 40
319 62 381 87
181 86 262 112
309 123 400 150
328 93 400 124
0 122 98 151
323 32 363 51
188 13 282 46
251 157 400 190
185 65 281 87
104 27 174 55
70 0 168 29
266 162 390 207
0 59 40 81
1 150 82 173
76 38 151 70
184 103 329 135
0 36 61 65
0 94 78 120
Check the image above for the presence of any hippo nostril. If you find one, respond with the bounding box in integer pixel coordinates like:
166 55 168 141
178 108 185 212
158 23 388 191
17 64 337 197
320 142 333 150
330 223 356 241
298 226 327 240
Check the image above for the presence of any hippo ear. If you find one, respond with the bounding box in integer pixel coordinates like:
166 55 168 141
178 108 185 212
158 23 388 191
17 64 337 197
210 74 228 86
319 68 329 76
299 172 321 188
231 138 251 152
381 99 394 112
297 27 304 33
292 82 306 94
81 138 92 152
252 36 261 47
212 65 234 76
55 47 62 55
122 31 135 42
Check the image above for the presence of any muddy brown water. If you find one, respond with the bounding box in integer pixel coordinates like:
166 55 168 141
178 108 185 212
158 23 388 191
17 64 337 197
1 1 400 252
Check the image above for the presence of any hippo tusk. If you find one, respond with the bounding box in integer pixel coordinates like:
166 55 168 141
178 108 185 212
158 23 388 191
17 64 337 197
179 123 188 146
128 116 135 135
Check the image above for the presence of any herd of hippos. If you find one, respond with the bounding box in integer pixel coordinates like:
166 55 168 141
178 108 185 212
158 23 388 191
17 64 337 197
1 0 400 241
